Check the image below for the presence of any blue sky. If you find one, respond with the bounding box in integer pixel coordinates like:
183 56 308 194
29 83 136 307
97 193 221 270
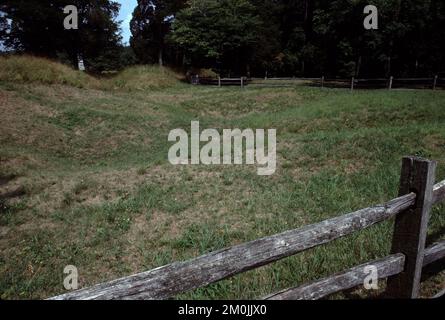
116 0 138 45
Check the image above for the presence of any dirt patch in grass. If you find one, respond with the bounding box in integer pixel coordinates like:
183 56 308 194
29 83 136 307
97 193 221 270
0 89 66 152
0 174 16 186
124 213 152 270
29 84 107 104
424 134 445 150
21 164 184 216
253 90 301 104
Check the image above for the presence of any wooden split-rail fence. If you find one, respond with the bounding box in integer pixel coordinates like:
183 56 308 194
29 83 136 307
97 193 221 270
50 156 445 300
192 75 444 90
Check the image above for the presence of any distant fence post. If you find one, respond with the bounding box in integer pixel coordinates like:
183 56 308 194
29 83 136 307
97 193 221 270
191 75 199 85
241 77 244 89
321 76 324 88
351 77 354 91
433 75 438 90
265 71 268 80
388 76 393 90
386 156 436 298
218 76 221 87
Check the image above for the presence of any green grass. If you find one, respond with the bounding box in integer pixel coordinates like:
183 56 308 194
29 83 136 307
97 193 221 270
102 65 184 91
0 55 99 88
0 72 445 299
0 55 183 91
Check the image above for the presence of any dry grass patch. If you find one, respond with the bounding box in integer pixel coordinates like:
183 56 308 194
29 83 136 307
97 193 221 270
0 55 100 88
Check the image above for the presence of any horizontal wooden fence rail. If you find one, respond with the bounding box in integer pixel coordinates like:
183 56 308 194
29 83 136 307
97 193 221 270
433 179 445 204
49 157 445 300
195 76 443 90
49 193 415 300
250 77 322 81
264 253 406 300
423 240 445 266
196 77 246 87
264 239 445 300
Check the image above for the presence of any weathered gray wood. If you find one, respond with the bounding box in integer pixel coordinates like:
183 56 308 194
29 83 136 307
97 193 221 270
321 76 324 88
396 77 434 81
218 76 221 87
250 77 321 81
49 193 415 300
264 254 405 300
355 78 388 81
351 77 354 91
423 240 445 266
432 179 445 205
386 157 436 298
433 75 438 90
263 240 445 301
389 76 393 89
432 288 445 298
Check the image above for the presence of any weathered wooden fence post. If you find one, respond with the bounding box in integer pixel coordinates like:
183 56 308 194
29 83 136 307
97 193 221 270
388 76 393 90
241 77 244 89
386 156 436 298
321 76 324 88
218 76 221 87
433 75 438 90
351 77 355 91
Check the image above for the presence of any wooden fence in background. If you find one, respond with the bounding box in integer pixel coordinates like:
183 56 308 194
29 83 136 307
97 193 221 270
50 156 445 300
193 75 444 90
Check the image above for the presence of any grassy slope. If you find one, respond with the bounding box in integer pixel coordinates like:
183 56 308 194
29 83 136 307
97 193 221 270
0 55 183 90
0 56 100 88
0 76 445 299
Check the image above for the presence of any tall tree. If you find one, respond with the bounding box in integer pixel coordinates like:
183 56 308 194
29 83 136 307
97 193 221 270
169 0 263 76
0 0 123 72
130 0 185 66
4 0 444 78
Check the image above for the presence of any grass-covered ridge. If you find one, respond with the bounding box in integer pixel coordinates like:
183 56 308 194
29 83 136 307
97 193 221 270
0 55 99 88
0 55 182 90
0 75 444 299
103 65 184 91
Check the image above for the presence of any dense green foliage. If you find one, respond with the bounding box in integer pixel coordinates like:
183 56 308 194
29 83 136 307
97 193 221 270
1 1 445 76
168 0 264 76
135 0 445 77
130 0 185 65
0 0 127 72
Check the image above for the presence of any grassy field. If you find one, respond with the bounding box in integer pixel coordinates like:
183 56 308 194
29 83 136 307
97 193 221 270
1 59 445 299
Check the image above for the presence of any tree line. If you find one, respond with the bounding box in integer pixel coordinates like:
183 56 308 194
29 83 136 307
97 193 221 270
0 0 136 72
1 0 444 77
